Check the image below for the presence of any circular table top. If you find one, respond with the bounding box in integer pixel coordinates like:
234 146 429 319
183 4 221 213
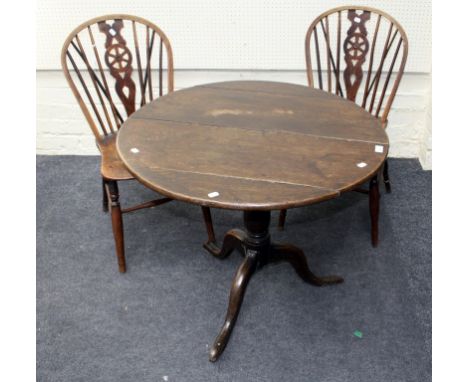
117 81 388 210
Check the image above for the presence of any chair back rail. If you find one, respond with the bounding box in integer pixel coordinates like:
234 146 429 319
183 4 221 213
305 6 408 124
61 15 174 141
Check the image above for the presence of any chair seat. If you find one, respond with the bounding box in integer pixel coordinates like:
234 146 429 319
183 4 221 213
99 134 134 181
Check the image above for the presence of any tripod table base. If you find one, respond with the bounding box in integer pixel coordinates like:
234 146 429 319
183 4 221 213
204 210 343 362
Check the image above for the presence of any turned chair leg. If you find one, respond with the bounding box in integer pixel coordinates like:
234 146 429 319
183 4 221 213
106 180 126 273
102 177 109 212
202 206 216 243
383 160 391 193
278 209 287 230
369 176 380 247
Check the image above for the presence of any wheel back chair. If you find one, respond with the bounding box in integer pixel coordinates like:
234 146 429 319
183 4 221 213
278 6 408 247
61 15 216 272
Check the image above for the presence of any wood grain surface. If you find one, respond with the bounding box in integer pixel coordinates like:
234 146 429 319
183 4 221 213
117 81 388 210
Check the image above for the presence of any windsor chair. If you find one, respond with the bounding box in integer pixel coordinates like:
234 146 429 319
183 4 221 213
61 15 216 273
278 6 408 247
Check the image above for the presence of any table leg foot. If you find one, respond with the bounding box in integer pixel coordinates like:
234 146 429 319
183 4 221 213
203 229 247 259
209 253 256 362
270 243 344 286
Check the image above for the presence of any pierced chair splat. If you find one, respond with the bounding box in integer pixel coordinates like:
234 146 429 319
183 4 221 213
61 14 216 272
279 6 408 247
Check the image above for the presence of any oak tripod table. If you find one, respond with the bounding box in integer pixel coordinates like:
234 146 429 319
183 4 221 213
116 81 389 361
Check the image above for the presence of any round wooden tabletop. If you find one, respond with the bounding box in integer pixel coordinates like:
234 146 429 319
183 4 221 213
117 81 388 210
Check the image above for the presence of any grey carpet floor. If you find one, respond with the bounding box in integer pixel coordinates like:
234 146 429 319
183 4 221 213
37 156 431 382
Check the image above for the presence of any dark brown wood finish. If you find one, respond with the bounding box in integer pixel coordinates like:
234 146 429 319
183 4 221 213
62 14 175 136
61 15 215 272
206 210 343 362
304 6 408 204
277 7 409 242
118 81 388 211
305 6 408 123
342 10 371 102
116 80 388 361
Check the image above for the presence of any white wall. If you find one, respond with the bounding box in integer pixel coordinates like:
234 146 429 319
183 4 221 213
419 82 432 170
36 0 432 169
37 0 431 72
